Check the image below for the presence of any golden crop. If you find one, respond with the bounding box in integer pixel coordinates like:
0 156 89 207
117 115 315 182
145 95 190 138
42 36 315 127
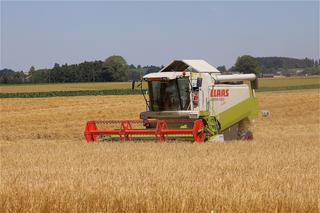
0 90 319 212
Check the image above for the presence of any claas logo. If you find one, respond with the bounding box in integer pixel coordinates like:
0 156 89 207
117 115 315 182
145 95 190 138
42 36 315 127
211 89 229 97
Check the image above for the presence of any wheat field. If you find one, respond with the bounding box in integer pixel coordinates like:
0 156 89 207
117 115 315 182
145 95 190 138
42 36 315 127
0 90 319 212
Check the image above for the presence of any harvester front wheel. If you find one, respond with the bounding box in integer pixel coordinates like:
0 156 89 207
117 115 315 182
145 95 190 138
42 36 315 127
238 118 253 140
239 130 253 140
193 119 206 143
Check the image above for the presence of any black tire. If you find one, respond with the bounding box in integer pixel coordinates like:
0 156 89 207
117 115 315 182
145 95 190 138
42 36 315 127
237 118 253 140
239 130 253 140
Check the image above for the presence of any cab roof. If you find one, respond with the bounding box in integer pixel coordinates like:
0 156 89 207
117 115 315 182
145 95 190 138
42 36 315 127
160 59 220 73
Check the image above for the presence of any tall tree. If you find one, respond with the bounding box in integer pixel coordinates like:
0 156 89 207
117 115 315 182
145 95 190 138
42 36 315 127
235 55 261 74
102 55 128 81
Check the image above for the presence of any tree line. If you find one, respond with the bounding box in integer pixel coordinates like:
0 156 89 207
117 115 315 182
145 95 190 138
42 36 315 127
256 57 317 69
1 55 319 84
0 56 162 84
228 56 320 76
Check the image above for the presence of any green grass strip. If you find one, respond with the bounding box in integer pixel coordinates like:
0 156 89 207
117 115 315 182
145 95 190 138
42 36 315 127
0 89 145 98
257 84 320 92
0 84 319 98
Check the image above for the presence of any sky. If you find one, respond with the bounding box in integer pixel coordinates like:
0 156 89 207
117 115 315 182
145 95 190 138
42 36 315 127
1 1 319 71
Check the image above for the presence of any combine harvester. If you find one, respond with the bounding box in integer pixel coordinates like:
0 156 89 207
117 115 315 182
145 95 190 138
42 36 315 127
84 60 259 143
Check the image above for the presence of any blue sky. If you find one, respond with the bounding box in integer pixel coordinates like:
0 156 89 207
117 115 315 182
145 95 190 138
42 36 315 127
1 1 319 71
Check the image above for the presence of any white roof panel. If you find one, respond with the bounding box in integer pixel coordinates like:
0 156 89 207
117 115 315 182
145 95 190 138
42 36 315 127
182 60 220 73
160 59 220 73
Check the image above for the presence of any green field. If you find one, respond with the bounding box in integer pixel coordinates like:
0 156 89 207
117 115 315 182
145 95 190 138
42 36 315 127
258 76 320 87
0 82 138 93
0 76 319 98
0 76 319 93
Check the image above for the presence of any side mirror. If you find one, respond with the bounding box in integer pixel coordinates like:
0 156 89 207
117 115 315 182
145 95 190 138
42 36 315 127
251 78 259 89
197 78 203 88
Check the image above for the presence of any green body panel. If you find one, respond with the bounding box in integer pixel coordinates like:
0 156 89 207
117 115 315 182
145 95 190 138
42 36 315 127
199 82 259 138
199 111 219 135
215 97 259 131
195 78 259 140
198 111 219 141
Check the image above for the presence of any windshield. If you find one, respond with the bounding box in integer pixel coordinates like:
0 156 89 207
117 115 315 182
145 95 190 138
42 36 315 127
148 78 190 111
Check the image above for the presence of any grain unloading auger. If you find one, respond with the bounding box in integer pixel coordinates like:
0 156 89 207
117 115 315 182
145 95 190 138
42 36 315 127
84 60 259 143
